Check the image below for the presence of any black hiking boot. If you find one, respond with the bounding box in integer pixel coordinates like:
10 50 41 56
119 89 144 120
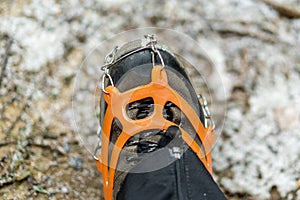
95 35 227 200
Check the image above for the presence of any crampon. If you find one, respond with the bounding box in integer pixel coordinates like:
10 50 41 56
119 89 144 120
94 35 226 200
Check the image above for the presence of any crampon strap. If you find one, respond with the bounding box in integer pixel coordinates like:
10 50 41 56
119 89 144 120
96 65 216 200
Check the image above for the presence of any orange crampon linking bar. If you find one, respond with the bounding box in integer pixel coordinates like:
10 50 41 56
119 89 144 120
96 65 216 200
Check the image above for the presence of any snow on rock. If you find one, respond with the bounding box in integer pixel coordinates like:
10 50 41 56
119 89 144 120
198 39 232 101
213 36 300 199
0 16 67 72
0 0 68 72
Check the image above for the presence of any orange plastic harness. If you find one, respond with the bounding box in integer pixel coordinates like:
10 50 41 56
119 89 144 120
96 65 216 200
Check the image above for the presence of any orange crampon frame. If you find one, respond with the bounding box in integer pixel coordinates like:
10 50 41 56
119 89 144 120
96 65 216 200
